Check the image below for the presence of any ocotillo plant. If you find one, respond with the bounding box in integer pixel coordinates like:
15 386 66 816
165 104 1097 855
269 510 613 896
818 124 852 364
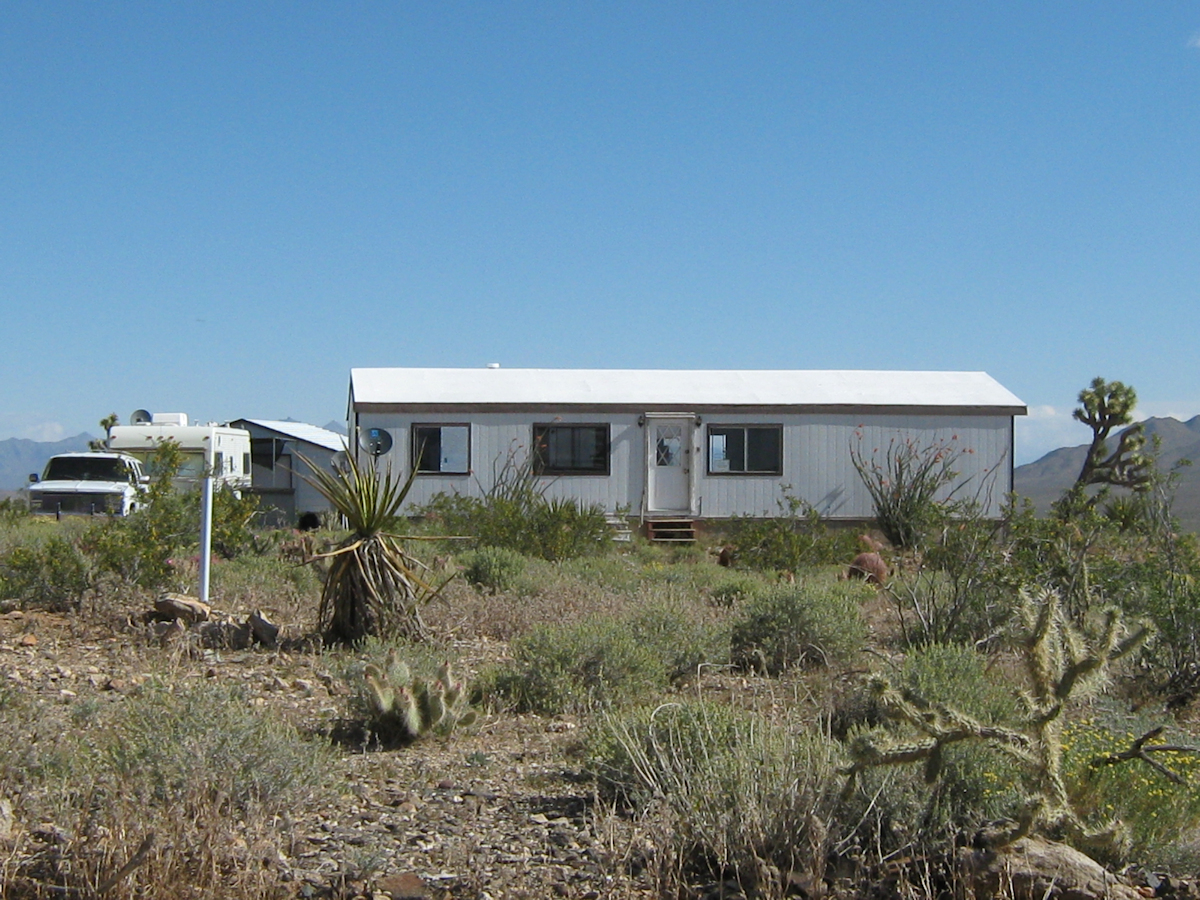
360 652 477 744
842 587 1152 858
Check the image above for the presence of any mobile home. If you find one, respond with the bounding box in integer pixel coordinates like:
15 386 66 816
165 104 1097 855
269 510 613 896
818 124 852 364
347 367 1026 522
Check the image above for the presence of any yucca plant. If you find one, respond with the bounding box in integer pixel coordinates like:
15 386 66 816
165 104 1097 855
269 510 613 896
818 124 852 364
301 452 450 644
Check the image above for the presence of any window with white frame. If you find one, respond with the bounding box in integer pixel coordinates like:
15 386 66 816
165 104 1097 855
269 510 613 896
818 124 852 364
412 425 470 474
707 425 782 475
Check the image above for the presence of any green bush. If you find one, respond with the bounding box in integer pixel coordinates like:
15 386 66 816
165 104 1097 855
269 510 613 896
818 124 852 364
484 603 726 714
0 532 91 611
460 546 527 593
0 496 30 525
730 581 869 674
835 671 1022 858
725 488 859 572
589 700 842 894
416 452 611 561
850 432 977 550
1063 711 1200 869
422 491 611 561
708 572 765 607
893 643 1022 840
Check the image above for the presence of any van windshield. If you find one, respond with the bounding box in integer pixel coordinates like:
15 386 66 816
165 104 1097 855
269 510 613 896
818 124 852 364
43 457 133 483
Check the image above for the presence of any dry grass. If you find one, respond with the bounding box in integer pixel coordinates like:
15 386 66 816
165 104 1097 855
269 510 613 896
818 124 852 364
0 677 333 899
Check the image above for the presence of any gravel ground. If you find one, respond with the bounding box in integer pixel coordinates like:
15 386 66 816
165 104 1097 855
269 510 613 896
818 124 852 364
0 608 656 899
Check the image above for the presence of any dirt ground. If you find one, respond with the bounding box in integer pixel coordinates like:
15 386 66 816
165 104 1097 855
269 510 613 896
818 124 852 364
0 606 669 899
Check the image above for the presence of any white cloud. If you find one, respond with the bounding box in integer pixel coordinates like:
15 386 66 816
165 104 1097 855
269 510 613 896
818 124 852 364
18 421 67 442
0 413 72 443
1013 399 1200 466
1132 400 1200 423
1189 31 1200 49
1014 405 1089 466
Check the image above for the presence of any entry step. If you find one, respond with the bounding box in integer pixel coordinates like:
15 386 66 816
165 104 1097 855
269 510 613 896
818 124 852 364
646 518 697 543
606 514 633 542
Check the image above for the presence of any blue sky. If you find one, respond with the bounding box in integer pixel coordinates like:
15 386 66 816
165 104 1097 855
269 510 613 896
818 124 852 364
2 3 1198 464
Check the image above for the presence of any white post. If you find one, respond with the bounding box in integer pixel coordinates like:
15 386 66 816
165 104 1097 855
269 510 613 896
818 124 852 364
199 475 214 605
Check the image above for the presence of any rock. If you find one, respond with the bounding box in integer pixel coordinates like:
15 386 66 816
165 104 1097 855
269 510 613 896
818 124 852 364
247 610 279 647
375 871 429 899
154 593 211 624
959 837 1141 900
195 621 253 650
149 620 186 645
32 823 70 844
0 798 14 844
19 633 37 647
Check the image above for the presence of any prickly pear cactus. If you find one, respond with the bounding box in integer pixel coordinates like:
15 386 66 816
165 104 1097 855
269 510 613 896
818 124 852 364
359 651 477 743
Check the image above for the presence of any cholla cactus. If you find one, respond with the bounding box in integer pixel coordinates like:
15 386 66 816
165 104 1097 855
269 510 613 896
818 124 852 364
361 653 477 743
842 587 1151 857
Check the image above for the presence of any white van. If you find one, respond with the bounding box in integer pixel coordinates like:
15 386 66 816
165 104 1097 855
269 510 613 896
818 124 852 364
28 452 146 517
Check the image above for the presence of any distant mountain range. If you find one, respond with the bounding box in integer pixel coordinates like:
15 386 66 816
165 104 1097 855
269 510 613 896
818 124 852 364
0 433 94 493
1013 415 1200 532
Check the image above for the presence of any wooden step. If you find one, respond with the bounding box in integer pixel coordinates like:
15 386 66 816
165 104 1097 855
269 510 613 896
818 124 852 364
605 514 633 543
646 518 697 543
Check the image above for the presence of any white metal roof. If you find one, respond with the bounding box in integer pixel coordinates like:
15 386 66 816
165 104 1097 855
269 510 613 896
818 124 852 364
235 419 347 452
350 368 1026 412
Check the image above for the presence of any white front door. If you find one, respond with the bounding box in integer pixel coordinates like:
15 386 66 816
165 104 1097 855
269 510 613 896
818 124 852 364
646 416 694 513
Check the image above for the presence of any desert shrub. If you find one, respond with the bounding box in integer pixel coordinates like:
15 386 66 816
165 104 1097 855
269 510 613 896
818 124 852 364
590 700 842 894
0 496 30 524
421 491 611 561
416 452 611 561
1062 710 1200 869
831 647 1025 859
842 588 1152 865
77 444 260 595
460 545 527 593
730 581 869 674
0 680 332 899
850 432 990 550
0 532 91 611
900 642 1018 721
726 488 859 572
484 603 726 714
97 681 330 812
209 552 322 618
709 572 766 607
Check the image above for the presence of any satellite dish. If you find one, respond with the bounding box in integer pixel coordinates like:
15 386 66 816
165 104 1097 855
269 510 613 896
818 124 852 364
130 409 153 425
358 427 393 458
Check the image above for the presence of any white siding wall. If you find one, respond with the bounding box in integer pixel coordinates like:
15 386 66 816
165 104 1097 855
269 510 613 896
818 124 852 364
359 413 644 515
291 447 339 515
696 414 1012 518
356 411 1013 518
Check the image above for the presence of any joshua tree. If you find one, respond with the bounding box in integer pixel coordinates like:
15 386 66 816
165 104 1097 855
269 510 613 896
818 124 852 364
88 413 120 451
1057 378 1151 516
